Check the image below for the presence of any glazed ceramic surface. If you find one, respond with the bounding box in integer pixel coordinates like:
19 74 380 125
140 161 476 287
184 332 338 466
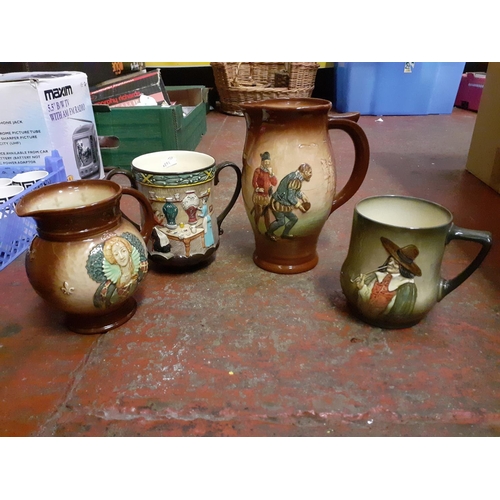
340 195 492 329
241 98 370 274
108 150 241 270
15 179 155 334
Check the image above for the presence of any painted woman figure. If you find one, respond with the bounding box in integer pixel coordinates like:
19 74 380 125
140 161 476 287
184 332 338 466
93 235 148 308
353 236 422 320
199 197 215 247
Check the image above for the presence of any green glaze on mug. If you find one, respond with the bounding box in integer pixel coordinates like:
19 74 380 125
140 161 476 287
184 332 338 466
340 195 492 329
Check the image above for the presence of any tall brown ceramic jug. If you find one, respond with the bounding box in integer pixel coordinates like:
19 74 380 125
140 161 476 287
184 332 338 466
241 98 370 274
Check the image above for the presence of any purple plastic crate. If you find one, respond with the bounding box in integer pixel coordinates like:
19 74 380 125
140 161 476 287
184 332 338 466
0 151 67 271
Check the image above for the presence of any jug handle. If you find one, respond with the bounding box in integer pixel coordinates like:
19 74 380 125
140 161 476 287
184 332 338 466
327 117 370 214
214 161 242 235
438 224 492 301
328 111 361 123
120 186 156 244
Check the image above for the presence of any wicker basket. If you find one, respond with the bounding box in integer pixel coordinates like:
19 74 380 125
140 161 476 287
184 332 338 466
211 62 320 116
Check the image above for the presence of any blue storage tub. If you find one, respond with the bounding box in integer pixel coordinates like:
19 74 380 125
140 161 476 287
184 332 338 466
0 150 67 271
334 62 466 116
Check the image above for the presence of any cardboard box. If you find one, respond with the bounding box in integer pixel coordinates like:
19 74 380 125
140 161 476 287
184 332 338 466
466 63 500 193
454 72 486 111
94 86 208 169
0 71 104 180
0 62 145 88
90 69 170 107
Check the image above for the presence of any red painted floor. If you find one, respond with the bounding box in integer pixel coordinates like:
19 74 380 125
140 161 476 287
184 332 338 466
1 107 499 437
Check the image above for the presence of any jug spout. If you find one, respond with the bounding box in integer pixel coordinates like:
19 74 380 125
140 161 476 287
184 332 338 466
15 180 124 241
16 180 119 216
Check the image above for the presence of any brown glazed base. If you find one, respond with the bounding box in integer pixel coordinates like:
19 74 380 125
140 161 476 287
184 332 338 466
252 234 319 274
65 297 137 335
148 244 218 273
253 252 319 274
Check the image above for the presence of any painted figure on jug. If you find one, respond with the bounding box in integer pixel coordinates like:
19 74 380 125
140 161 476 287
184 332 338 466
251 151 278 231
152 226 173 255
85 233 148 309
352 236 421 319
198 197 215 247
265 162 312 241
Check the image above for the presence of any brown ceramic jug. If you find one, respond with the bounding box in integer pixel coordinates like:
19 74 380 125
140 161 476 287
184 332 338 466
241 98 370 274
15 179 155 334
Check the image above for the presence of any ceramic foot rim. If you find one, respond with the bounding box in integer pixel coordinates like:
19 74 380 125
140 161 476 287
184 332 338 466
253 253 319 274
65 297 137 334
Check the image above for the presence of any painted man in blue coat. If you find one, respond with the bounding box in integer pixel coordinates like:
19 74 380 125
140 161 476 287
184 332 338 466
266 163 312 241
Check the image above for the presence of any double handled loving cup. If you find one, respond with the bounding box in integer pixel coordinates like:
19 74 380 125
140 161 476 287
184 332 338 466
107 150 242 271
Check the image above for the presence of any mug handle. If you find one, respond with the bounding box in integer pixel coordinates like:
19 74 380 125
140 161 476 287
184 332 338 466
214 161 242 235
438 224 493 301
327 117 370 214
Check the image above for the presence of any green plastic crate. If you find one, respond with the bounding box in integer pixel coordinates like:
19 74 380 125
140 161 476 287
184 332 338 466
93 86 208 169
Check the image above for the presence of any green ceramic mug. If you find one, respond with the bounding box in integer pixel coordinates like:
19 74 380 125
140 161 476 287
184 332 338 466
340 195 492 329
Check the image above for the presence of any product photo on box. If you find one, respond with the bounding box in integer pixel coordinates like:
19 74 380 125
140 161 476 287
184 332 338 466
0 71 105 181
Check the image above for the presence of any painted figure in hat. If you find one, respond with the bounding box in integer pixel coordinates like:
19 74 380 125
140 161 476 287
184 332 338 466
251 151 278 231
265 163 313 241
352 236 422 319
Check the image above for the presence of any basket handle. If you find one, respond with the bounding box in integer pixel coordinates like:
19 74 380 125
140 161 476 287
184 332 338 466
231 62 256 87
230 63 243 86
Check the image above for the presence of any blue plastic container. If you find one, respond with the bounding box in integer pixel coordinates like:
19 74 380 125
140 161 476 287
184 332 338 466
334 62 466 116
0 151 67 271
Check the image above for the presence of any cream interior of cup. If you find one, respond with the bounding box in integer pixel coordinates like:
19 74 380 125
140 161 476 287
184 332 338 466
356 196 452 229
132 150 215 174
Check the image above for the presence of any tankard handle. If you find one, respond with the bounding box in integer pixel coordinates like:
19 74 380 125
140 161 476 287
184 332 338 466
105 168 154 243
438 224 493 301
327 118 370 214
120 187 156 244
214 161 242 235
105 167 138 189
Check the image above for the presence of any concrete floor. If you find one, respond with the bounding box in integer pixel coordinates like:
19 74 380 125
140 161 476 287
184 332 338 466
1 107 499 437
